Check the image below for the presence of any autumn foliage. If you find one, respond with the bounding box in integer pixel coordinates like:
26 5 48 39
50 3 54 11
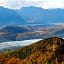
0 37 64 64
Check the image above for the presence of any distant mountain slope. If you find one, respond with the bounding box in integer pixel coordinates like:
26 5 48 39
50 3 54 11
0 26 30 42
0 37 64 64
55 29 64 34
0 25 56 42
17 6 64 24
0 26 30 33
0 6 64 26
0 25 64 42
0 6 25 26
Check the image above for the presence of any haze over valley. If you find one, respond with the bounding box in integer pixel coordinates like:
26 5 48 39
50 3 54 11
0 0 64 63
0 6 64 52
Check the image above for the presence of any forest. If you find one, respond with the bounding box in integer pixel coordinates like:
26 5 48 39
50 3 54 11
0 37 64 64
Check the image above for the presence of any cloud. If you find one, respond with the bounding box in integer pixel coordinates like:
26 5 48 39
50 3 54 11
42 0 64 9
0 0 20 9
0 0 64 9
0 0 47 9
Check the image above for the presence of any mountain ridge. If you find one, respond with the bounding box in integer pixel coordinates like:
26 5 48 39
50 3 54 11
17 6 64 24
0 6 64 26
0 6 25 26
0 25 64 42
0 37 64 64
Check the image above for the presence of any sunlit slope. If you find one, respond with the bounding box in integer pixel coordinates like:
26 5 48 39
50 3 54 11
0 37 64 64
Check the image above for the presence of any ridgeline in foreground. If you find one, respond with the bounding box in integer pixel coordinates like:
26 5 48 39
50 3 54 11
0 37 64 64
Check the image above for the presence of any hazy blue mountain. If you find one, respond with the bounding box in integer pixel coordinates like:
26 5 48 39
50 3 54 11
0 6 64 26
0 25 64 42
0 6 25 26
55 29 64 34
0 26 30 33
0 26 30 42
17 6 64 24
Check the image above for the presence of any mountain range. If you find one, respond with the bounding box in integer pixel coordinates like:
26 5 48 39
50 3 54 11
17 7 64 24
0 6 64 26
0 6 64 42
0 6 25 26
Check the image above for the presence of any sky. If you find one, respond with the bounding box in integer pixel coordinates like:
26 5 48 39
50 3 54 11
0 0 64 9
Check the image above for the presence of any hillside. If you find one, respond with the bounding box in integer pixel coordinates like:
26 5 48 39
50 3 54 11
0 25 64 42
17 6 64 24
0 6 25 26
0 37 64 64
0 26 30 33
0 26 31 42
0 6 64 26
